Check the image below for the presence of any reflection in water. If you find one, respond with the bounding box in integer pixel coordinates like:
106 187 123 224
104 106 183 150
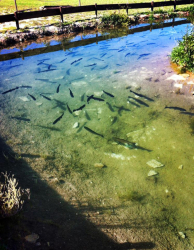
0 18 194 249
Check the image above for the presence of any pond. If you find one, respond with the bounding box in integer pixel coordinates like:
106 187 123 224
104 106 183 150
0 18 194 249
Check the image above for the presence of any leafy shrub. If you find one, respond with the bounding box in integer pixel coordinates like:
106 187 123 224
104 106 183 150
101 13 130 26
171 28 194 72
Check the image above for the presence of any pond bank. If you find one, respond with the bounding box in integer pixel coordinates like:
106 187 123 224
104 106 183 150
0 11 190 49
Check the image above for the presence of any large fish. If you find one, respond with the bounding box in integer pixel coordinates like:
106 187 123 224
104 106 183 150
113 137 151 152
130 90 154 102
2 87 19 94
53 112 64 125
84 126 104 138
128 96 149 107
165 106 186 112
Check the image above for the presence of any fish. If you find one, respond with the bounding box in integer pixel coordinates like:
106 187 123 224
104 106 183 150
165 106 186 112
2 87 19 94
11 116 30 122
87 94 94 103
125 52 131 57
84 63 97 67
113 71 121 74
114 105 130 115
88 57 104 62
113 137 151 152
71 58 83 65
100 65 108 70
106 102 115 112
128 96 149 107
69 88 74 98
91 96 104 102
138 53 151 59
100 53 107 58
118 49 124 52
35 78 50 82
81 93 85 102
180 111 194 116
59 58 67 63
56 84 61 93
67 104 72 114
84 110 91 120
103 90 114 98
40 94 51 101
128 100 140 107
38 69 56 73
53 112 64 124
8 64 23 69
111 116 117 125
73 104 85 112
130 90 154 102
19 85 32 89
84 126 104 138
28 93 36 101
66 69 70 75
37 58 50 62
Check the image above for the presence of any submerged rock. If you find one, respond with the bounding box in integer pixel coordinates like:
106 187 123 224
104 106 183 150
72 122 79 128
94 163 104 168
146 159 164 168
148 170 158 176
25 233 39 243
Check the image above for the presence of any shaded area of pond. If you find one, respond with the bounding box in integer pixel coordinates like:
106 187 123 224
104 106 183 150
0 18 194 249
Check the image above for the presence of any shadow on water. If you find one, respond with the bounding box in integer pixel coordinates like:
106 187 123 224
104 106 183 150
0 136 155 250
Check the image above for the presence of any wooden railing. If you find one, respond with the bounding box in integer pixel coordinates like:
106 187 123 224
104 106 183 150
0 0 193 29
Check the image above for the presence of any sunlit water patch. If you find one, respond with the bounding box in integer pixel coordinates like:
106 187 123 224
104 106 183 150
0 19 194 248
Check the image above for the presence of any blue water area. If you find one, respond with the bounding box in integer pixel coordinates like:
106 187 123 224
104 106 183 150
0 19 194 249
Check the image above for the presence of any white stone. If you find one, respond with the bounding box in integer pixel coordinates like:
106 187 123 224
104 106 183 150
174 83 183 89
36 102 42 106
94 91 103 97
178 165 183 170
72 122 79 128
178 232 186 239
187 81 194 85
19 96 30 102
94 163 104 168
148 170 158 176
146 159 164 168
167 74 185 81
25 233 39 243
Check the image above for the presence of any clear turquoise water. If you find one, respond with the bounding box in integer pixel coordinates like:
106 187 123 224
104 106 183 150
0 19 194 248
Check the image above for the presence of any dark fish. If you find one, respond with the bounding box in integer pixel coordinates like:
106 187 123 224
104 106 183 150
100 65 108 70
67 104 72 114
81 93 85 102
88 57 104 62
84 63 97 67
71 58 83 65
28 93 36 101
106 102 115 112
60 58 67 63
84 110 91 120
11 116 30 122
118 49 124 52
111 116 117 125
100 53 107 58
113 71 121 74
20 86 32 89
69 88 74 98
56 84 61 93
128 96 149 107
165 106 186 112
138 53 151 59
125 52 131 57
53 112 64 125
8 64 23 69
37 58 50 62
91 96 104 102
40 94 51 101
35 78 50 82
113 137 151 152
38 69 56 73
66 69 71 75
130 90 154 102
114 105 130 115
87 94 94 104
71 77 85 82
128 100 140 107
103 90 114 98
84 126 104 138
2 87 19 94
73 104 85 112
180 112 194 116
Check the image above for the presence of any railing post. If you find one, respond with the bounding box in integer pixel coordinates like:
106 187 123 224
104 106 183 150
14 12 19 29
126 4 128 15
95 3 97 17
60 6 63 23
174 0 176 11
151 1 154 12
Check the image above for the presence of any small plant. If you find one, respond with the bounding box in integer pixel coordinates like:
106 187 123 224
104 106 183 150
171 28 194 72
0 172 30 218
101 13 130 26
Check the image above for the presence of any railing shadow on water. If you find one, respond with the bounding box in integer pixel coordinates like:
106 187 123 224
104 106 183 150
0 136 155 250
0 18 190 62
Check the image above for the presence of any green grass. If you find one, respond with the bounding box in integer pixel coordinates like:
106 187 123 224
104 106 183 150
0 0 193 13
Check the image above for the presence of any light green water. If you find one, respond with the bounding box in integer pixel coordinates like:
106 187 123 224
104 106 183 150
0 20 194 249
